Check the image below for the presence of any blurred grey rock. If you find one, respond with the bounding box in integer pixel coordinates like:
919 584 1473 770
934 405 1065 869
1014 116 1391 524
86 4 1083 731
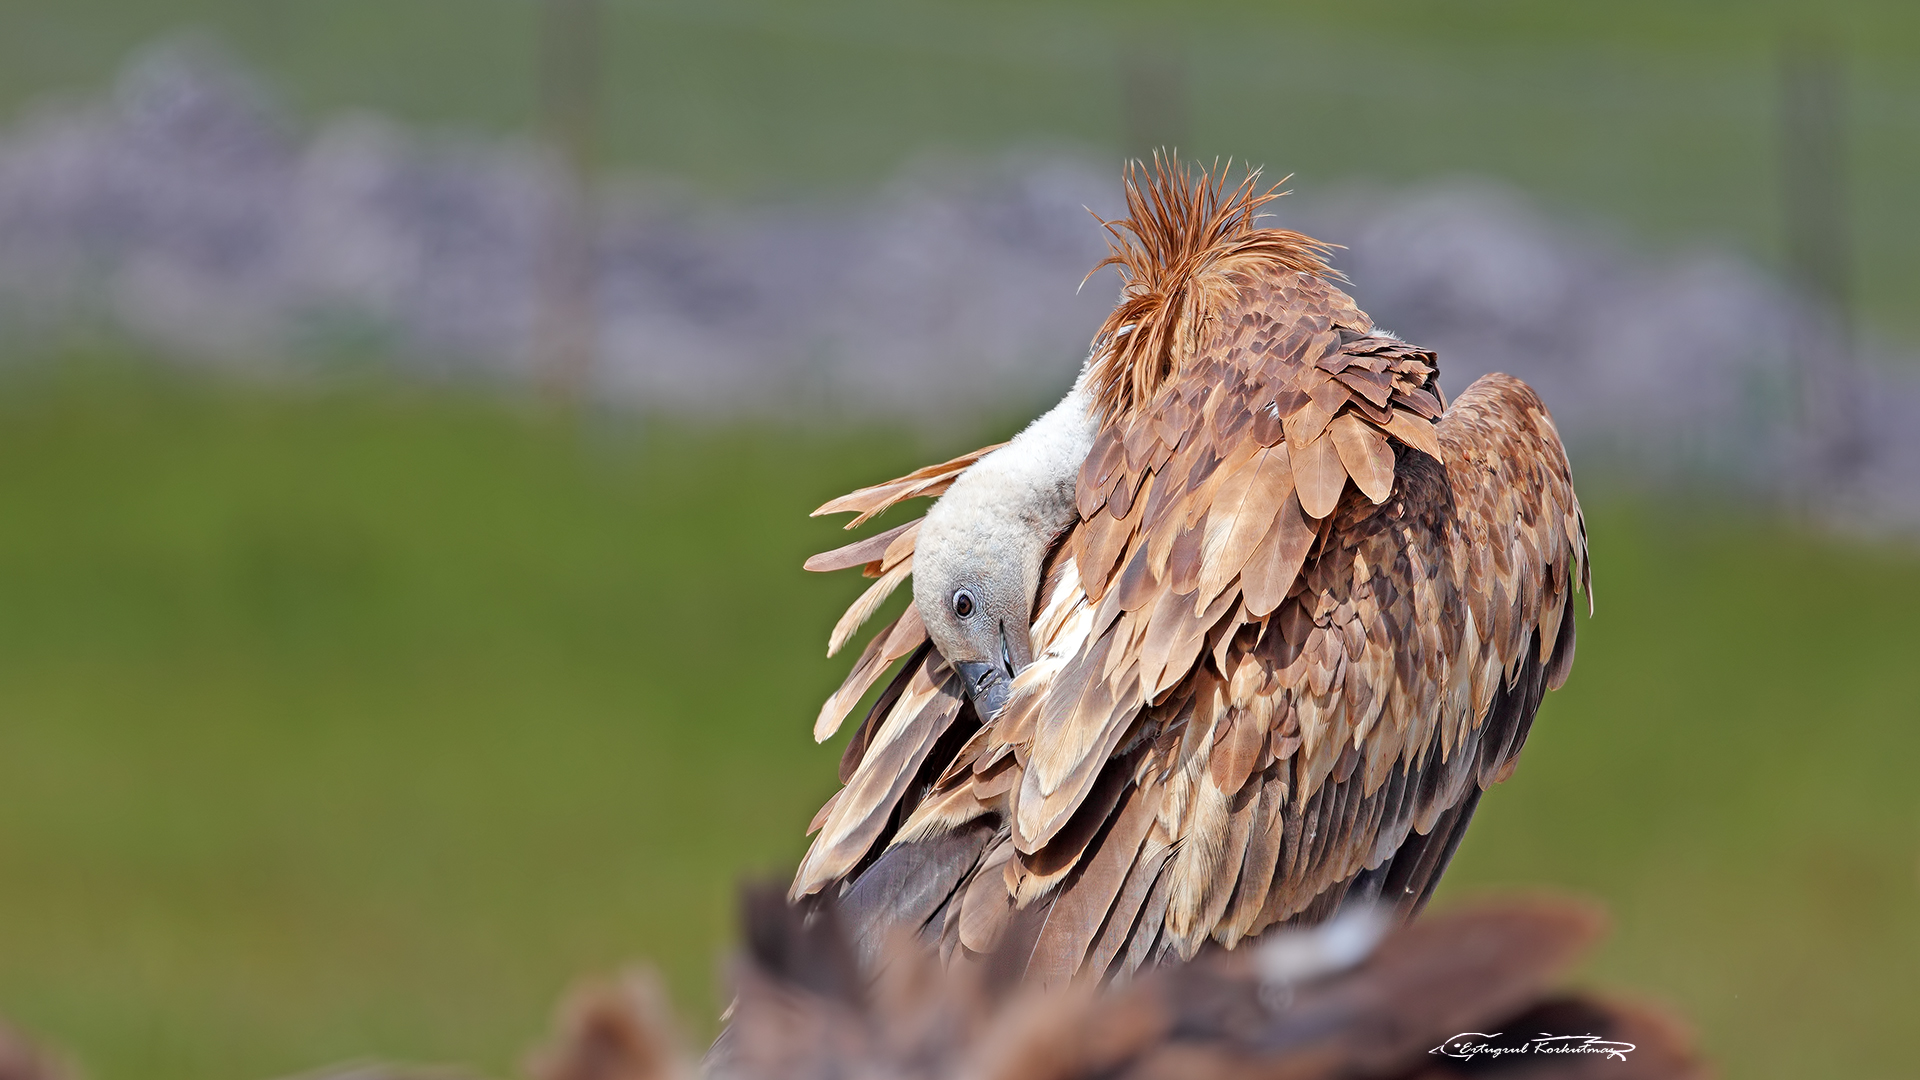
1 41 1917 527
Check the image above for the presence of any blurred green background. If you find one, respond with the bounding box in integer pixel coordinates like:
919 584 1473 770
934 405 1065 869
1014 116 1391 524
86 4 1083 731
0 3 1916 1080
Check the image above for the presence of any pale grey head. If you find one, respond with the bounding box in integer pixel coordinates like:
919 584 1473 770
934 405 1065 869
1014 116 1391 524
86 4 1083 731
911 376 1099 720
913 487 1046 721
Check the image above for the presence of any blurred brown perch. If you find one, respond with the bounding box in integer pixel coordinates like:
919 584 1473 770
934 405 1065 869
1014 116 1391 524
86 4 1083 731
0 895 1705 1080
697 891 1702 1080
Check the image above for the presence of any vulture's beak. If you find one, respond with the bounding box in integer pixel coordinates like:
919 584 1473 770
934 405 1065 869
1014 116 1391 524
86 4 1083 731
953 620 1033 722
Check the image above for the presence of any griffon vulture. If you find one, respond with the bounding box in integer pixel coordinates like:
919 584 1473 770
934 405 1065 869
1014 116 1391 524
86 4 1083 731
791 157 1591 985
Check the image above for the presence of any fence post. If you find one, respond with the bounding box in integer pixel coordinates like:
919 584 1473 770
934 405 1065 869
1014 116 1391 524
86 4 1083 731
536 0 602 403
1777 33 1862 494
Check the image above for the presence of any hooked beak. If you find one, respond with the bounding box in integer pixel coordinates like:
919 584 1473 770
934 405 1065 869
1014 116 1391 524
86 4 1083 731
953 620 1032 721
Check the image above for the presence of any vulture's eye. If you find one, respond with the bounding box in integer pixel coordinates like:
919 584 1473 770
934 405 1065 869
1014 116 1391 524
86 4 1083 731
952 589 975 619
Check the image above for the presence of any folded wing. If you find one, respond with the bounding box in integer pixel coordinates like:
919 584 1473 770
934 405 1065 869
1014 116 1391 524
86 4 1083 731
792 217 1587 990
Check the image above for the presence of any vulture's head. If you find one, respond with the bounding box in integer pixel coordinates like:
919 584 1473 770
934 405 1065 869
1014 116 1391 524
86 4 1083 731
911 371 1098 721
912 458 1047 722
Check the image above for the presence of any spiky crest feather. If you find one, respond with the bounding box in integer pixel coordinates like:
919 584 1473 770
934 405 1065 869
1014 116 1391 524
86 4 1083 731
1087 154 1337 420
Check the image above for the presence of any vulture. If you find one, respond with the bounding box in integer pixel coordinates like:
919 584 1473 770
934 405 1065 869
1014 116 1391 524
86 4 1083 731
792 156 1591 984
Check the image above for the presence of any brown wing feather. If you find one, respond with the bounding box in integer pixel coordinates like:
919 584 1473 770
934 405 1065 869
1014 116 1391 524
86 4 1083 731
803 520 918 573
813 443 1007 528
791 652 966 898
815 606 927 743
1024 775 1158 986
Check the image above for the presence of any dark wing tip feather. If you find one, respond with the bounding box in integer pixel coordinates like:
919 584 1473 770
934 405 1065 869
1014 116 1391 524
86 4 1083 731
742 883 862 1004
837 820 997 969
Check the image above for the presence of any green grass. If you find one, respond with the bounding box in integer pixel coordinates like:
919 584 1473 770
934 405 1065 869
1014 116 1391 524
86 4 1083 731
0 1 1916 336
0 357 1915 1080
0 358 942 1079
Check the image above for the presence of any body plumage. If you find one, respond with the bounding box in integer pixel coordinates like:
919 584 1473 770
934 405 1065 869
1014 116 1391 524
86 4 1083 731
793 158 1590 985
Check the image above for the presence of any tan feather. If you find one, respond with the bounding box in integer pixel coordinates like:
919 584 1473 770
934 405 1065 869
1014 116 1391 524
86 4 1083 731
1016 696 1143 853
1164 775 1231 956
1076 431 1126 519
805 787 842 837
1281 399 1335 448
793 660 962 898
803 519 917 573
1026 777 1160 984
1376 409 1442 463
1132 587 1196 708
1306 377 1352 418
959 845 1017 953
1083 838 1173 978
1207 708 1267 798
1218 771 1288 943
880 520 920 570
1291 432 1348 520
1019 752 1138 882
813 443 1005 528
1328 414 1395 504
1336 367 1395 407
814 605 926 742
827 557 911 658
1166 522 1206 596
1075 503 1135 604
1239 491 1314 618
1194 445 1292 609
1196 782 1259 944
893 782 997 846
1394 385 1445 418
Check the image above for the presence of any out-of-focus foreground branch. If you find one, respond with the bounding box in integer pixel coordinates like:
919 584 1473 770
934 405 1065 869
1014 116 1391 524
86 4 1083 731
0 893 1707 1080
704 891 1705 1080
